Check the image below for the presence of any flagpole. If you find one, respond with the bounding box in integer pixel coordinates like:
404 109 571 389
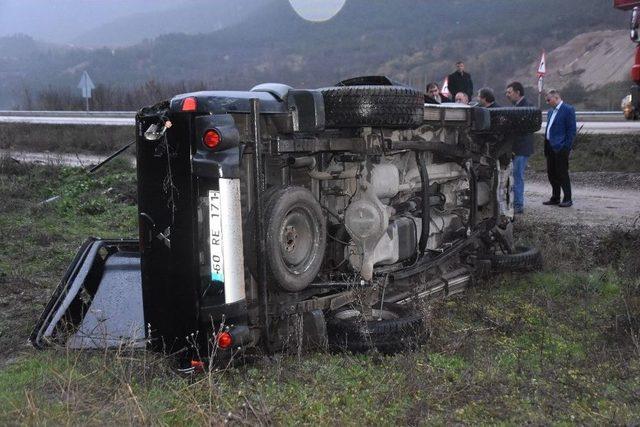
537 50 546 109
538 77 544 108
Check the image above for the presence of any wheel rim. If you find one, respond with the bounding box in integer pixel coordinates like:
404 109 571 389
278 206 318 274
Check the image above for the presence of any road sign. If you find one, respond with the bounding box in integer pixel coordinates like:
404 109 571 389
78 71 96 112
78 71 95 99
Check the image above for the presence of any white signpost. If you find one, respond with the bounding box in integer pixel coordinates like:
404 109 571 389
77 71 96 112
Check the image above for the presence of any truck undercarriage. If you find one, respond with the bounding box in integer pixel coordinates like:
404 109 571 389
32 78 542 362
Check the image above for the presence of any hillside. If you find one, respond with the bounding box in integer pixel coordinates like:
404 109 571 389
512 30 635 92
0 0 628 109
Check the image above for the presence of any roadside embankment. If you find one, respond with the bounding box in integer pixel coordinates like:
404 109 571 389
0 123 133 154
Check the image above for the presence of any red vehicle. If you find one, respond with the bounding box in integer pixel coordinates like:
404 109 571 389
615 0 640 118
614 0 640 10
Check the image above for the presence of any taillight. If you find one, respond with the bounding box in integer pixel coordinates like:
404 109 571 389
216 331 233 349
182 97 197 112
190 360 205 372
203 129 221 149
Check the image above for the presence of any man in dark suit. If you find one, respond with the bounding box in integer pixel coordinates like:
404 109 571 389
543 89 576 207
448 61 473 101
506 81 535 214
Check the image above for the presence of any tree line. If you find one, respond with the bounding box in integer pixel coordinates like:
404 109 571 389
19 80 210 111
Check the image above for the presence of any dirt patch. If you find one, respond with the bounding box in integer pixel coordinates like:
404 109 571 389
0 277 48 364
521 173 640 228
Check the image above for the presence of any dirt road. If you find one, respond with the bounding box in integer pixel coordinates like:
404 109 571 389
524 175 640 228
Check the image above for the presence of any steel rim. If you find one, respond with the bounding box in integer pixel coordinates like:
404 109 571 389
278 206 318 273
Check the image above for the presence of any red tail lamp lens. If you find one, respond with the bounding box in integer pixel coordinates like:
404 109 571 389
217 332 233 349
182 97 197 112
190 360 205 372
203 129 221 149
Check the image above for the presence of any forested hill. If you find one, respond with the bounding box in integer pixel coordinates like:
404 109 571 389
0 0 627 109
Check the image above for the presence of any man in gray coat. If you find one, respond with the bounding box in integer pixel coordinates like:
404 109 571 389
505 81 535 214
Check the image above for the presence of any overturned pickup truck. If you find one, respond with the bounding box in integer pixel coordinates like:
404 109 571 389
31 76 542 361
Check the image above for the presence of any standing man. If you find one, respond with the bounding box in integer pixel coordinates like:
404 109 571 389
448 61 473 101
506 81 534 214
543 89 576 207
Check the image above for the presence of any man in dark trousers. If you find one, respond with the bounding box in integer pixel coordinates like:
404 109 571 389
448 61 473 101
543 89 576 207
506 81 534 214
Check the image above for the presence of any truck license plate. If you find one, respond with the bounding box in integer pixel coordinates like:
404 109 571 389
209 190 224 283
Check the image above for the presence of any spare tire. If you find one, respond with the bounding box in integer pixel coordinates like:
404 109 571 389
321 86 424 129
482 245 543 272
488 107 542 134
245 186 326 292
327 303 427 354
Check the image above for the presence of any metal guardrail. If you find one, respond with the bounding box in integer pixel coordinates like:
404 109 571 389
0 110 624 118
0 110 636 133
575 111 621 116
0 110 135 118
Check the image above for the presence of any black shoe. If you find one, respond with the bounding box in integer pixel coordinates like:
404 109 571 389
558 200 573 207
542 199 560 206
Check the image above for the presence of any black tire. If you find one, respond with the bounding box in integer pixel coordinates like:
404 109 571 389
321 86 424 129
488 107 542 134
485 245 542 272
327 303 427 354
245 186 326 292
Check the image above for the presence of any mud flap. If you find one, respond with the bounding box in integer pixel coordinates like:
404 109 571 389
30 239 145 349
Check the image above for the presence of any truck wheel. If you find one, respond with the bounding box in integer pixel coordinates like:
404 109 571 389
321 86 424 129
245 186 326 292
488 107 542 134
484 245 542 272
327 303 427 354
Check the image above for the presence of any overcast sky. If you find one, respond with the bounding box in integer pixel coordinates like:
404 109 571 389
0 0 347 45
0 0 182 43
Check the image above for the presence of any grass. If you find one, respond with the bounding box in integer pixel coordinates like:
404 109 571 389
0 158 639 424
528 133 640 173
0 123 134 154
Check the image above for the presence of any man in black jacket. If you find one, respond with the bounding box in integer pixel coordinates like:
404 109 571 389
505 81 535 214
448 61 473 101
